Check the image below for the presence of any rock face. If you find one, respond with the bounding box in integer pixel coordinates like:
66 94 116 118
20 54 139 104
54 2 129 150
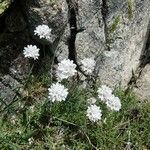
0 0 150 101
102 0 150 87
133 64 150 100
58 0 150 87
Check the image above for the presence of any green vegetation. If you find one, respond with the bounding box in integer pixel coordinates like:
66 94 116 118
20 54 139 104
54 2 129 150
109 15 120 33
0 0 10 15
127 0 133 20
0 75 150 149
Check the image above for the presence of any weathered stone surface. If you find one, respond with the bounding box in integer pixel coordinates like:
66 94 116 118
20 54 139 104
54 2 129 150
5 9 26 32
24 0 67 46
1 75 22 90
133 64 150 100
0 75 22 105
57 0 150 89
0 31 30 74
9 54 31 80
102 0 150 87
76 0 105 59
0 82 16 104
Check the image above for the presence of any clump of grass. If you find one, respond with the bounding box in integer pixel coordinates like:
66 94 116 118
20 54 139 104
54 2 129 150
127 0 133 20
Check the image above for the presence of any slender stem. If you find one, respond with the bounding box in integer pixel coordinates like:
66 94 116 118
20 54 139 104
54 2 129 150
53 116 99 150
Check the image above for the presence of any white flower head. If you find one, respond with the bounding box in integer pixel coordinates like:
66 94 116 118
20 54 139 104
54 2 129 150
34 25 52 40
30 106 35 113
98 85 113 102
81 58 96 74
106 95 121 111
23 45 40 60
28 137 34 145
11 115 17 124
87 97 97 105
56 59 77 81
86 104 102 122
48 82 68 102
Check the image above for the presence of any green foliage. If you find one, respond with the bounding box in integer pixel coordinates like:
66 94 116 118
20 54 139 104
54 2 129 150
0 77 150 150
109 15 120 33
127 0 133 20
0 0 10 15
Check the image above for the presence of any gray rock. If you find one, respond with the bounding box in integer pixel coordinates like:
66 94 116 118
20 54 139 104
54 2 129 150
58 0 150 89
24 0 68 46
0 31 30 75
133 64 150 100
0 82 16 105
1 75 22 91
101 0 150 87
5 9 26 32
9 54 31 80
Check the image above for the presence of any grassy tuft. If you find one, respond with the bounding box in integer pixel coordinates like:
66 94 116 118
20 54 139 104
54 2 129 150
127 0 133 20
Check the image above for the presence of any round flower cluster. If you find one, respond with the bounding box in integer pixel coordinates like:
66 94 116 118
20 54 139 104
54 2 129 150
97 85 113 103
23 45 40 60
86 104 102 122
98 85 121 111
56 59 77 81
48 82 68 102
81 58 96 74
23 24 52 60
34 24 52 40
106 95 121 111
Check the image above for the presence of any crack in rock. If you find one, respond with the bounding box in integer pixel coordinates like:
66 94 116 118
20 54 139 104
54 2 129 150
66 0 78 64
101 0 110 51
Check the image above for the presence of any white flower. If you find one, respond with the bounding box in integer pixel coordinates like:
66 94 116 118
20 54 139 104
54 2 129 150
98 85 121 111
56 59 77 81
81 58 96 74
98 85 113 102
23 45 40 60
28 137 34 145
34 25 52 40
106 95 121 111
48 82 68 102
87 97 97 105
11 115 17 124
30 106 35 113
86 104 102 122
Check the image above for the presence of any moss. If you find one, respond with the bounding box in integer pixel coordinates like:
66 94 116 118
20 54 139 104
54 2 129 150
109 15 120 33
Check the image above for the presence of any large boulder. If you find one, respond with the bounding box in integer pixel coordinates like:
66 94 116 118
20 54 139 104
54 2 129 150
133 64 150 100
58 0 150 88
